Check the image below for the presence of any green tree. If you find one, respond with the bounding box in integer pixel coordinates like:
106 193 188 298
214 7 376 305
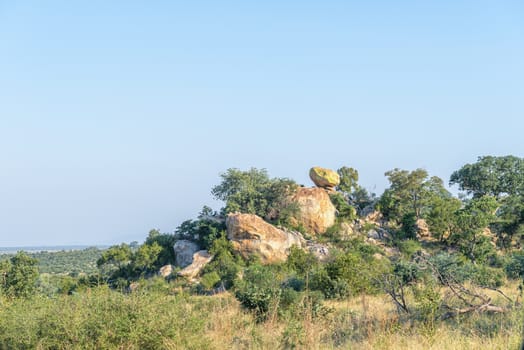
132 242 163 273
451 196 498 263
426 195 462 242
450 156 524 249
1 252 39 298
337 166 359 194
492 195 524 248
97 243 132 271
379 168 449 222
336 166 374 212
211 168 298 221
449 155 524 199
144 229 176 267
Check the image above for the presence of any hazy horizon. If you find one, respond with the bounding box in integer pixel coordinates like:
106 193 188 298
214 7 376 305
2 1 523 246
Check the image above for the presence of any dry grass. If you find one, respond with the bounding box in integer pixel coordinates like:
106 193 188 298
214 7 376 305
200 284 524 350
1 286 522 349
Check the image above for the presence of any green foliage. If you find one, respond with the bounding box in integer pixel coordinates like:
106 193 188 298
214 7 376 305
337 166 359 194
329 192 356 222
426 195 462 242
450 156 524 250
379 168 449 222
413 282 441 331
311 249 390 299
0 287 211 349
470 265 505 288
234 264 283 320
0 252 39 298
428 252 470 284
504 251 524 280
144 229 176 267
450 196 498 263
492 195 524 249
393 259 422 284
97 240 164 285
199 271 221 291
395 239 422 259
211 168 298 221
336 166 375 212
399 212 418 240
285 246 319 276
175 208 227 250
203 234 242 289
132 242 163 272
450 155 524 199
0 247 105 275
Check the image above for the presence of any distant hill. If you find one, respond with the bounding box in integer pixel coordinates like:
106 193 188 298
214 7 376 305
0 246 108 274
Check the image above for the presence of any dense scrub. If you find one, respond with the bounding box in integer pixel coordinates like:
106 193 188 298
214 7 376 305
0 284 522 349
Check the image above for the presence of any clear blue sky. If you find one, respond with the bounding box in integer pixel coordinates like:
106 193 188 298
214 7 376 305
1 1 523 246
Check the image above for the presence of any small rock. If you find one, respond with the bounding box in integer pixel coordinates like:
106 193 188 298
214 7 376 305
177 250 214 280
307 242 330 262
159 264 173 278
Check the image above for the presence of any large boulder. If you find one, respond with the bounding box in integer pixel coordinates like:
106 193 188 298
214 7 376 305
177 250 213 280
226 213 304 264
289 187 336 235
309 167 340 189
173 240 199 267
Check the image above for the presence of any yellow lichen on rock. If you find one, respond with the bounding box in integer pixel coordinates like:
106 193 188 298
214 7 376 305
309 167 340 188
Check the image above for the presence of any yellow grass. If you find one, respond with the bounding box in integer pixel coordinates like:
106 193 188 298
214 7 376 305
199 282 524 350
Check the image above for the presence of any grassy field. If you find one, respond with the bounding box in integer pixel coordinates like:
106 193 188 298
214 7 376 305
1 282 522 350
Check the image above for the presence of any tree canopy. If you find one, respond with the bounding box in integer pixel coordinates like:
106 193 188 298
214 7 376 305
378 168 449 221
211 167 298 222
449 155 524 198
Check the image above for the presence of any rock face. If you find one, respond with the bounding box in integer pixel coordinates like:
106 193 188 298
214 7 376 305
177 250 213 280
226 213 304 264
173 240 199 267
289 187 336 235
159 264 174 278
309 167 340 189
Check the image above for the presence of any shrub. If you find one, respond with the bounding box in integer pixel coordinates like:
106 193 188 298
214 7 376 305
471 265 505 288
504 251 524 280
203 234 242 289
329 193 357 222
396 239 422 258
234 264 282 320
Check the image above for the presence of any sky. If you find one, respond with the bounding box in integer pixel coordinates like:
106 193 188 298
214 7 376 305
1 0 523 246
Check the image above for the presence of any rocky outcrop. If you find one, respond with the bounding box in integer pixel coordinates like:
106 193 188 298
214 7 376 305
177 250 213 280
309 167 340 189
173 240 199 267
159 264 174 278
226 213 304 264
289 187 336 235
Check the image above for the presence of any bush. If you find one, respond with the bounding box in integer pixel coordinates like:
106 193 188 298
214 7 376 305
393 260 422 284
395 239 422 258
504 251 524 280
329 193 356 222
310 250 390 299
234 264 282 320
203 234 242 289
471 265 505 288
